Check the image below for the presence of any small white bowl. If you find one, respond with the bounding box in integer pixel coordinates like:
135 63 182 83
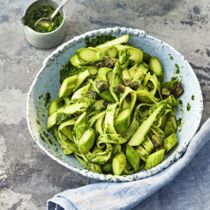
27 27 203 182
20 0 67 49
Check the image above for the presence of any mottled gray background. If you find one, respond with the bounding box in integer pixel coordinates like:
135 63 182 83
0 0 210 209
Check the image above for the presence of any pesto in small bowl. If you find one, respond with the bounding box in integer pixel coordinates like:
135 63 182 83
25 5 63 33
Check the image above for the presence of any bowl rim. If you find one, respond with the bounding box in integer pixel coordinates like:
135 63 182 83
27 27 203 182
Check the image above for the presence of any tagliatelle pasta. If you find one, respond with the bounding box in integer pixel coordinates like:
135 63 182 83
47 34 183 175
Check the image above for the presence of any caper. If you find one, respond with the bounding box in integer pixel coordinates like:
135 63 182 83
103 56 116 68
115 84 125 94
171 83 184 98
86 90 99 99
103 101 109 107
130 81 140 90
96 80 109 92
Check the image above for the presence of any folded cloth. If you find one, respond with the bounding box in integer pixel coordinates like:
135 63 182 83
48 118 210 210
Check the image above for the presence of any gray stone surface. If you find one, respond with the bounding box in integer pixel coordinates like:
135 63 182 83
0 0 210 209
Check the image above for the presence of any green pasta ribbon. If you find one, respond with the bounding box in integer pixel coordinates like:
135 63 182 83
47 34 183 175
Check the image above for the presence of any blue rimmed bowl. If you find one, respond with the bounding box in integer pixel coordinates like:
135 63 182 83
27 27 203 182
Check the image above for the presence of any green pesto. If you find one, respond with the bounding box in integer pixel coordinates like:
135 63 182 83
36 119 40 125
175 63 180 74
169 54 173 60
36 100 46 120
42 131 53 144
36 93 63 156
38 94 43 99
38 93 51 107
40 132 52 145
40 133 46 143
187 102 191 111
60 63 72 83
60 62 82 84
177 118 182 128
25 5 63 33
56 113 69 124
38 92 51 104
85 34 116 47
36 93 53 146
45 92 51 107
178 99 183 105
43 130 49 138
177 100 184 129
171 76 178 81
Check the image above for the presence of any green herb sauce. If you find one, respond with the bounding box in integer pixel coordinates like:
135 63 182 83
169 53 173 60
60 62 82 84
25 5 63 33
187 102 191 111
38 94 43 99
178 99 183 105
177 99 184 127
36 93 52 145
40 132 52 145
85 35 116 47
171 76 178 81
45 92 51 107
175 63 180 74
177 117 182 128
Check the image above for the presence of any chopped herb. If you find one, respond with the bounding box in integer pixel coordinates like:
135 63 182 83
40 134 46 143
178 119 183 132
38 94 43 99
69 66 83 77
60 62 81 83
177 118 182 127
175 64 180 74
43 131 49 138
169 54 173 60
191 95 195 100
60 63 71 83
40 132 52 145
85 34 116 47
187 102 191 111
45 92 51 107
38 92 51 107
56 113 70 124
178 99 183 105
171 76 178 81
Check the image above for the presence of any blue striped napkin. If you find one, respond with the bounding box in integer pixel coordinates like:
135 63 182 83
48 118 210 210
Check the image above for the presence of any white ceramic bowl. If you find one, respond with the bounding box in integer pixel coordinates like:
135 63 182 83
27 27 203 182
20 0 67 49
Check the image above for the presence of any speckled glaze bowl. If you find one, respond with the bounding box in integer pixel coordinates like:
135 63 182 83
20 0 67 49
27 27 203 182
